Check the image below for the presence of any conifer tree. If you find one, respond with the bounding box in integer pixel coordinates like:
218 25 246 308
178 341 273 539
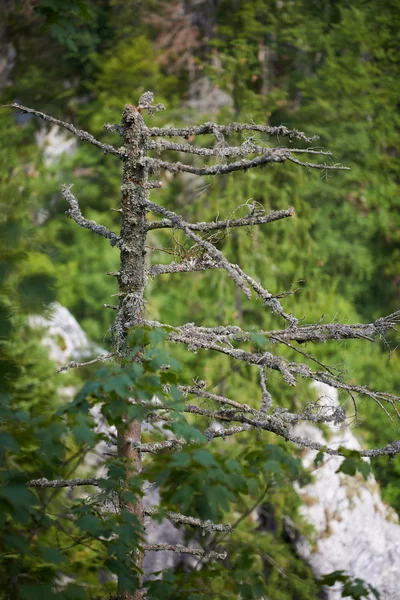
5 92 400 600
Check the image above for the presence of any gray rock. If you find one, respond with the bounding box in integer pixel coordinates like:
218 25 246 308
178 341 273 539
295 382 400 599
185 76 233 115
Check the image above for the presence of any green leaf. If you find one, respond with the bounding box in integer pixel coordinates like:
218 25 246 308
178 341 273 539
192 449 218 467
0 431 20 454
337 456 371 480
20 584 57 600
250 333 269 348
39 545 66 565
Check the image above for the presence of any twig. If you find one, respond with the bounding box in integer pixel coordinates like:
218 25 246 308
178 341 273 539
57 352 114 373
287 435 400 459
143 543 226 560
144 509 233 534
180 384 259 415
287 155 350 171
232 265 298 325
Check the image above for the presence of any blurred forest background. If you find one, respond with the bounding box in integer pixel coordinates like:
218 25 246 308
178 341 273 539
1 1 400 598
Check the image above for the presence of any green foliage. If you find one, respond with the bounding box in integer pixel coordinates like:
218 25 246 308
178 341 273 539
319 570 380 599
335 449 372 481
0 328 188 597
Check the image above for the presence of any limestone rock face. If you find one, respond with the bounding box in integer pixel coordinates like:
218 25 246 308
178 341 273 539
295 382 400 600
29 302 102 366
185 76 233 115
35 125 77 166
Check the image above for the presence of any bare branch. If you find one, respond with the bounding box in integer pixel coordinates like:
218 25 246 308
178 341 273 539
4 103 122 157
259 367 273 412
146 121 318 143
144 509 233 534
28 477 100 488
140 320 400 411
287 435 400 459
62 185 119 246
145 150 288 176
143 543 227 560
148 257 221 278
132 439 187 453
180 385 346 427
287 155 350 171
205 424 251 439
151 398 400 460
154 325 299 385
180 384 258 415
269 313 400 343
143 311 399 346
146 207 295 231
146 140 333 159
57 352 114 374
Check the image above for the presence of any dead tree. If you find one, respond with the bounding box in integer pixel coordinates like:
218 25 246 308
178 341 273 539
7 92 400 600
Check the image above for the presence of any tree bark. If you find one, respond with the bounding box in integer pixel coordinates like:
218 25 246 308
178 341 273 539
115 104 148 600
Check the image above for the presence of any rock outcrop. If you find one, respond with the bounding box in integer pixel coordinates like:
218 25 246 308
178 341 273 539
295 382 400 600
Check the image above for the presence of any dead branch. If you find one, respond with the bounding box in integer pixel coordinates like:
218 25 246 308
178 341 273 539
146 140 333 159
146 207 294 231
179 384 258 415
5 103 122 157
148 257 221 278
143 543 227 560
287 155 350 171
144 150 288 177
143 312 399 346
146 121 318 143
144 509 233 534
57 352 114 374
62 185 119 246
28 477 100 488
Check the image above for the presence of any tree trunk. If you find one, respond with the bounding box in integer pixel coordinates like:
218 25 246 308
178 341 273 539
115 103 148 600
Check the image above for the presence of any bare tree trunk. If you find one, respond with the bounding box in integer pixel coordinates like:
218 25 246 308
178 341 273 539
115 103 149 600
117 422 144 600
